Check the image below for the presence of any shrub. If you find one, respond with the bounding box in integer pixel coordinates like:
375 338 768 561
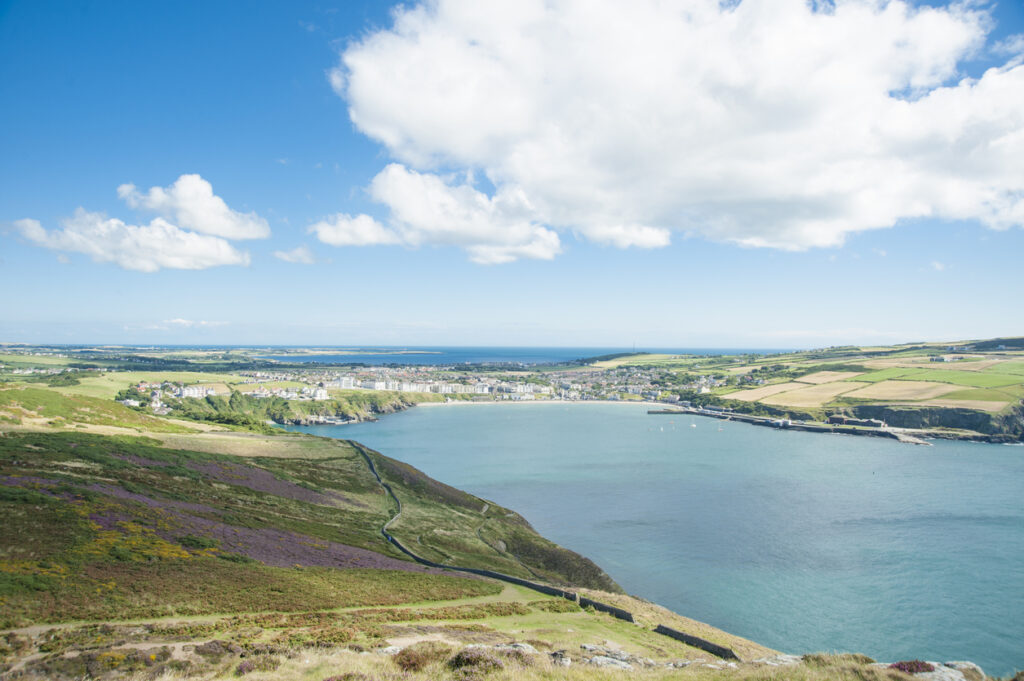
394 641 452 671
178 534 219 550
108 545 134 562
803 653 875 666
890 660 935 674
235 655 280 675
496 648 533 666
194 640 236 658
447 648 504 674
527 598 579 613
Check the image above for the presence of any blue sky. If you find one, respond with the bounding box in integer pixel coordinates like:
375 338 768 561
1 0 1022 349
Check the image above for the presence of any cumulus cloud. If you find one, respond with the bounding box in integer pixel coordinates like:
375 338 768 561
14 211 249 272
310 165 561 263
309 212 402 247
118 174 270 240
273 244 316 264
332 0 1024 257
15 175 265 271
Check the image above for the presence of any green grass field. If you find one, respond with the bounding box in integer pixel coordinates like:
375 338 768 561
0 386 195 432
988 360 1024 376
52 371 250 399
937 385 1024 402
850 368 918 382
0 353 77 367
889 368 1022 388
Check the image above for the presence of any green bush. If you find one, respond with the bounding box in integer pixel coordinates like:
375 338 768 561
178 535 219 550
394 641 452 671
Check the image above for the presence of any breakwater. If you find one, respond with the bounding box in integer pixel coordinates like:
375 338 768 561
353 442 737 660
647 407 934 444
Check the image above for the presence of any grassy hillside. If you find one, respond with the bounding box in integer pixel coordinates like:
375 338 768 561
0 421 618 629
0 579 794 681
0 386 195 433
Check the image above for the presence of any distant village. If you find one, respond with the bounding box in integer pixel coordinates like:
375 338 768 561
109 362 746 416
0 347 750 410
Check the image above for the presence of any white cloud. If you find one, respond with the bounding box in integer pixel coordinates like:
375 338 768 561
118 174 270 240
334 0 1024 257
931 260 947 271
310 165 561 263
164 319 226 328
14 211 250 272
15 175 265 272
993 33 1024 58
309 212 402 246
273 244 316 264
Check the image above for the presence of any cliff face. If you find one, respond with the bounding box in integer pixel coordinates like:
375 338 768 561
851 404 1024 442
285 396 414 424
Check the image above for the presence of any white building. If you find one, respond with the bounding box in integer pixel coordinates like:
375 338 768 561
180 385 213 399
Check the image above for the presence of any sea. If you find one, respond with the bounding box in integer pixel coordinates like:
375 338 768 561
256 346 789 366
286 403 1024 676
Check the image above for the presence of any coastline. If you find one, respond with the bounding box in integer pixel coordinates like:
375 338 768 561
412 399 1010 445
411 395 946 444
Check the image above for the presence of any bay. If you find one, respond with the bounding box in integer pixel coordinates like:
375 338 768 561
287 403 1024 675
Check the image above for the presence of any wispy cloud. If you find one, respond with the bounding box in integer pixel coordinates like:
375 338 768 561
273 245 316 264
143 319 229 331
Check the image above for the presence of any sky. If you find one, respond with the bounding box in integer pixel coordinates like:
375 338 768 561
1 0 1022 349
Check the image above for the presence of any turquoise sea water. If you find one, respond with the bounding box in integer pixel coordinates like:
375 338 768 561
287 403 1024 675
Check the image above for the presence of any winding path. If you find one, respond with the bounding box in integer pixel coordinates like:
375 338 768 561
352 442 576 596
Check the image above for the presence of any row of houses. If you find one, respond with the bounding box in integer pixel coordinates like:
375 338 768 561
251 386 329 401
